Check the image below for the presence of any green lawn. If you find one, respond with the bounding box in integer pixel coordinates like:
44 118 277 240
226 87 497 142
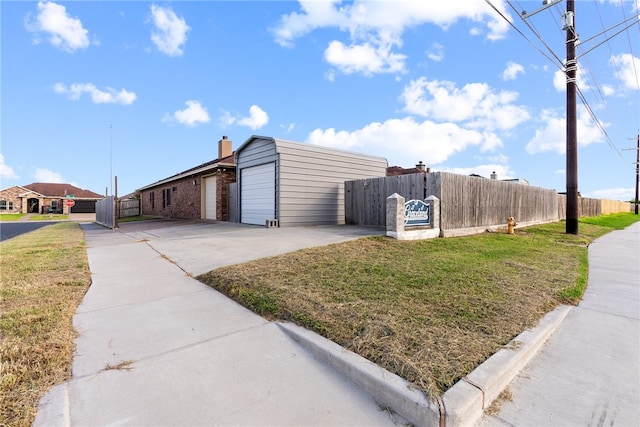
29 214 69 221
198 214 639 397
0 213 26 221
0 223 91 427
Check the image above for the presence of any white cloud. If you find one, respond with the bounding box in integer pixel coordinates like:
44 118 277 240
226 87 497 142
324 36 407 75
307 116 499 166
426 43 444 62
163 100 210 127
54 83 137 105
272 1 510 76
502 61 524 81
584 187 635 202
34 168 64 183
400 77 530 133
0 154 19 180
280 123 296 133
610 53 640 91
525 106 609 154
24 1 91 52
150 5 190 57
274 1 510 46
238 105 269 129
220 105 269 130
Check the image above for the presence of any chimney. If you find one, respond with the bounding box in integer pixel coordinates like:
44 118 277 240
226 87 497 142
416 161 426 172
218 135 232 159
490 171 498 180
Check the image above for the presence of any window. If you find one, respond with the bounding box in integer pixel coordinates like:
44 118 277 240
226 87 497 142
150 192 155 209
0 200 6 210
8 201 13 211
162 188 171 208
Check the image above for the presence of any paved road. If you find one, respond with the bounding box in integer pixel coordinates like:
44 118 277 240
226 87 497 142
0 222 52 242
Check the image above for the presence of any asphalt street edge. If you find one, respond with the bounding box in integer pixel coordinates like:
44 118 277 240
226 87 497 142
278 304 572 427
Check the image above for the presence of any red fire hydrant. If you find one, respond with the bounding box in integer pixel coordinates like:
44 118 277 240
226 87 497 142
507 216 516 235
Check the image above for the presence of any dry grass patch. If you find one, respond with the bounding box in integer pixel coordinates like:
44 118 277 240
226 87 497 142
198 221 611 398
0 222 91 427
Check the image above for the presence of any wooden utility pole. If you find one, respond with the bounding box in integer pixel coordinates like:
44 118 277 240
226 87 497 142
565 0 579 234
635 134 639 215
624 134 640 215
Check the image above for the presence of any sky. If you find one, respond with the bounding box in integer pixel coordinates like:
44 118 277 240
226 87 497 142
1 1 639 200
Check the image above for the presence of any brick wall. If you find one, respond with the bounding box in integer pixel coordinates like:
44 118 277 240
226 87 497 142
0 186 24 213
216 169 236 221
140 168 236 220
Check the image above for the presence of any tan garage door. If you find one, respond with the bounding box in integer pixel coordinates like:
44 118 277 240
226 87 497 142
204 176 216 220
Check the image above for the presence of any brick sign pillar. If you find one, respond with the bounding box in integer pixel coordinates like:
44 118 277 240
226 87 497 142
386 193 441 240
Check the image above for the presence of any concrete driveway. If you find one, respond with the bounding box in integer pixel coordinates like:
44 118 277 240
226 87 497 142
112 219 386 276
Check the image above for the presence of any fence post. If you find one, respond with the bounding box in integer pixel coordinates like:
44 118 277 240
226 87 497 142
386 193 404 239
426 195 440 235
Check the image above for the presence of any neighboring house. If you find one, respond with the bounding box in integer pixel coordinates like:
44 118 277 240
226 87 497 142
0 183 103 214
138 136 236 220
233 135 388 226
386 161 430 176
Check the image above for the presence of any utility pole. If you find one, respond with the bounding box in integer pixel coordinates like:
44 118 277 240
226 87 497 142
623 134 640 215
564 0 579 234
109 124 113 197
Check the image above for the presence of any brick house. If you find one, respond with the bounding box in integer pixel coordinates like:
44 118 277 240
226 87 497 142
138 136 236 220
0 183 103 214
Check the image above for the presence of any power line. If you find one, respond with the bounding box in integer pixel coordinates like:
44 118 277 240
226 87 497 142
505 0 565 68
485 0 564 71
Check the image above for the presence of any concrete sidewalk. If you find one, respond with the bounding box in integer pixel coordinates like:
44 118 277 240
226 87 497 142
33 222 403 426
480 222 640 426
33 220 640 426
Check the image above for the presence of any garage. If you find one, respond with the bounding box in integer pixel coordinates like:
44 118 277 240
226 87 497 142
234 135 387 227
240 163 275 225
70 199 96 213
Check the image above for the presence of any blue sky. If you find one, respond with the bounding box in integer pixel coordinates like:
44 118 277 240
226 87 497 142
2 1 639 200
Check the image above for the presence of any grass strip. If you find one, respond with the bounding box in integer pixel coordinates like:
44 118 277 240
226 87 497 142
0 214 26 222
28 215 68 221
0 222 91 427
198 215 638 398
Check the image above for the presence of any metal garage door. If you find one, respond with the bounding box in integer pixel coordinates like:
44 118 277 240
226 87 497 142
241 162 275 225
204 176 217 220
70 200 96 213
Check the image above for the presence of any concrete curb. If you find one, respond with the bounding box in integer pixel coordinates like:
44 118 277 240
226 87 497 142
277 304 572 427
443 304 572 426
276 322 441 426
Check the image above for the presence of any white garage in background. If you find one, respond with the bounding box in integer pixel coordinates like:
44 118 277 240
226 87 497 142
203 175 217 220
234 135 388 227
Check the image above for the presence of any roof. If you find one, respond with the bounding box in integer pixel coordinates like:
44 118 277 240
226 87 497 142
22 183 103 199
137 153 235 192
236 135 388 164
386 166 426 176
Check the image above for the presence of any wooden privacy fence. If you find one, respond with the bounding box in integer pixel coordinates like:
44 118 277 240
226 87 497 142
119 199 140 218
438 172 558 233
346 172 631 235
557 195 632 218
345 173 431 227
227 182 238 223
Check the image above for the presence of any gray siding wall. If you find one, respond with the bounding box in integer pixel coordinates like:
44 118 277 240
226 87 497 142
275 139 387 226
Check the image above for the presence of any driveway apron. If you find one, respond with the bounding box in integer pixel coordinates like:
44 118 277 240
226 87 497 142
33 221 398 426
